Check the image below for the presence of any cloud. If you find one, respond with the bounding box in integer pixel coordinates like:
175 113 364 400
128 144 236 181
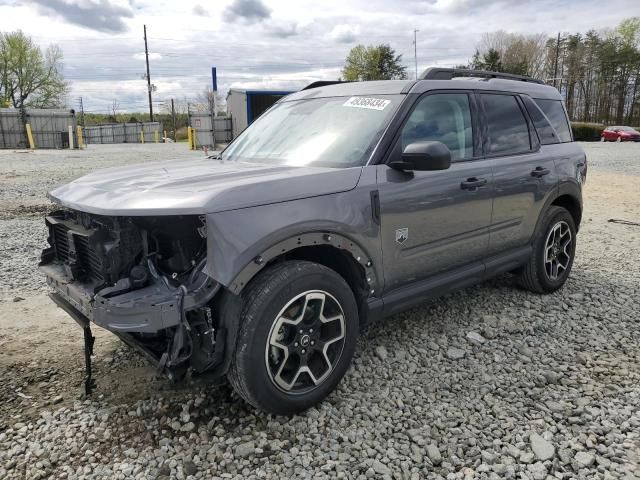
329 24 360 43
133 52 162 61
440 0 513 13
4 0 633 113
222 0 270 23
266 20 298 38
30 0 134 33
192 4 209 16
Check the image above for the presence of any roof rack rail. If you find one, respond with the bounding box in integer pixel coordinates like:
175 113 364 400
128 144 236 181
302 80 349 91
419 67 544 85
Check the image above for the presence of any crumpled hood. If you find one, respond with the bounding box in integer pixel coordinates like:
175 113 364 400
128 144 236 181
48 158 363 216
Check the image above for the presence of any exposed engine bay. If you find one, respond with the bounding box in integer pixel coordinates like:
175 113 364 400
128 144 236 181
39 209 223 387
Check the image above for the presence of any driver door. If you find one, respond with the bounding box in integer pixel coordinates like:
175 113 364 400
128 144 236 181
376 91 494 292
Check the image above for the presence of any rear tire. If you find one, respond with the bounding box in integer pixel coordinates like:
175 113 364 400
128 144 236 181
227 260 359 415
517 206 576 293
600 136 605 142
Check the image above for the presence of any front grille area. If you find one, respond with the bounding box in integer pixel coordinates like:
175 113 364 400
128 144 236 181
74 233 105 281
42 210 144 288
50 221 105 282
52 222 70 259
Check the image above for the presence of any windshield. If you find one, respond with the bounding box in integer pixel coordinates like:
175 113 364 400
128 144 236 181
619 126 636 132
221 95 403 168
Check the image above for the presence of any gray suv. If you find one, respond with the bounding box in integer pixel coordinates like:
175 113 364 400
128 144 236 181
40 68 586 414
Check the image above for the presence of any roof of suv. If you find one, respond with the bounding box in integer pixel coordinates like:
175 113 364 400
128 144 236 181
285 76 562 102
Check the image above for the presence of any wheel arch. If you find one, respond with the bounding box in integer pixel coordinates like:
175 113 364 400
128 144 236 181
228 231 379 303
210 237 376 381
551 193 582 229
533 181 582 237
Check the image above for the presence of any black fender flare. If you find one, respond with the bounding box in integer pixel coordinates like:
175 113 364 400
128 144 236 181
228 231 380 296
532 180 583 239
557 179 583 207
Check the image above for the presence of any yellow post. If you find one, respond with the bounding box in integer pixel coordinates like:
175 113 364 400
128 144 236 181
25 123 35 149
154 130 159 143
163 130 167 143
76 126 84 149
192 128 197 150
187 127 193 150
140 130 145 144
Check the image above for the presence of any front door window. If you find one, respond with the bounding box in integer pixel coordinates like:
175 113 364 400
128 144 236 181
400 93 473 161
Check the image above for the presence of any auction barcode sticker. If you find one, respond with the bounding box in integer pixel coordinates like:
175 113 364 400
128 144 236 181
343 97 391 111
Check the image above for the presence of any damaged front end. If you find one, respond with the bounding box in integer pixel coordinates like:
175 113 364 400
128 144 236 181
39 209 225 392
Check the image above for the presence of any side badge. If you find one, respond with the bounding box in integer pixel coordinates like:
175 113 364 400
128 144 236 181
395 227 408 245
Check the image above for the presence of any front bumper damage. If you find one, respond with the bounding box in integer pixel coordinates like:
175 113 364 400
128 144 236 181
41 262 221 394
48 291 97 394
40 262 217 333
39 210 224 395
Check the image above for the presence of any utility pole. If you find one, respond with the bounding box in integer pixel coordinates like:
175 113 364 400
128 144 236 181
144 24 153 122
552 32 561 88
171 98 176 142
78 96 85 126
413 29 419 80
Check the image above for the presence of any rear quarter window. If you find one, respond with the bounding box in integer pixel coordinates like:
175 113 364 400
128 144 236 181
521 96 559 145
533 98 572 143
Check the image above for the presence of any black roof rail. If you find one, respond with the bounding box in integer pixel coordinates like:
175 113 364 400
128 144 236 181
419 67 544 85
302 80 349 90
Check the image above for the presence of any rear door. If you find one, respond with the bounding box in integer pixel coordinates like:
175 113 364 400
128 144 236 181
377 91 493 292
479 92 558 255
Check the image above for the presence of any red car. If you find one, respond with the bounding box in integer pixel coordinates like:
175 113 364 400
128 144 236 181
601 126 640 142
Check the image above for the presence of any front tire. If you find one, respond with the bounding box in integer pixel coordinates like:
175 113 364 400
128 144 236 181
227 260 359 415
517 206 577 293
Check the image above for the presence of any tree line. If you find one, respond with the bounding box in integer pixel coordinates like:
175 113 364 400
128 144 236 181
342 17 640 126
468 17 640 125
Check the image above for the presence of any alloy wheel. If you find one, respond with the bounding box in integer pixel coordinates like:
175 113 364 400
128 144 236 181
265 290 346 394
544 220 572 281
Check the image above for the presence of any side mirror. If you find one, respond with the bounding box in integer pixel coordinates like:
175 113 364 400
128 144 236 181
390 141 452 171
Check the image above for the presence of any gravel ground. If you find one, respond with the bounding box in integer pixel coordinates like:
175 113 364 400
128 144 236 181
0 142 639 480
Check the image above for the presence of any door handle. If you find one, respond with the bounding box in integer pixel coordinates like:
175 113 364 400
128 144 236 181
461 177 487 190
531 166 550 177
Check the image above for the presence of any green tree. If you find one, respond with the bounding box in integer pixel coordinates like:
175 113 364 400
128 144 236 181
0 31 67 109
474 48 503 71
471 31 547 77
342 44 408 81
470 18 640 125
0 30 67 144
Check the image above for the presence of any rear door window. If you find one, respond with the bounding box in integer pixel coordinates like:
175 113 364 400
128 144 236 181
481 93 531 155
521 96 559 145
533 99 572 142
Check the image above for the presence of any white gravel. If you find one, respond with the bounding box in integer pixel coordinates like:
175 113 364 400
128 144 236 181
0 142 639 479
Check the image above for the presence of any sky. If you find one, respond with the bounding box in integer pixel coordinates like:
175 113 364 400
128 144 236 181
0 0 637 114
